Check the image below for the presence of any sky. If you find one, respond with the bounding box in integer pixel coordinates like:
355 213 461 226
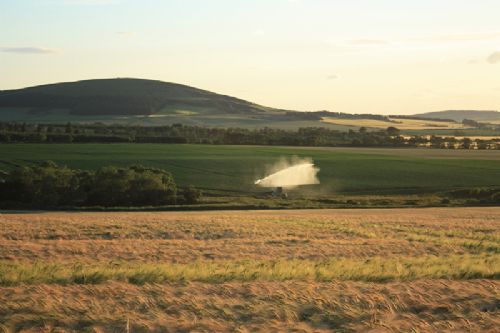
1 0 500 115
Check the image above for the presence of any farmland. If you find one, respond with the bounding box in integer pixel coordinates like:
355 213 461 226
0 208 499 332
1 144 500 198
321 116 468 130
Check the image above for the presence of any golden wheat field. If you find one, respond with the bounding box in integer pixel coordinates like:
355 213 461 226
0 208 499 332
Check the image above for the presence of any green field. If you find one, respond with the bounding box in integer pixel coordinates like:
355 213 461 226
1 144 500 196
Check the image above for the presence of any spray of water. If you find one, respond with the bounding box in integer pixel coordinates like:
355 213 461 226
255 157 320 188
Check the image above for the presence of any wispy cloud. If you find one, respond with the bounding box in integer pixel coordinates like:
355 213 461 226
53 0 120 5
346 32 500 48
0 47 57 54
326 74 340 80
487 51 500 64
407 32 500 43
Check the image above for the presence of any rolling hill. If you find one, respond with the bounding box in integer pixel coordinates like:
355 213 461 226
415 110 500 123
0 78 281 116
1 79 499 134
0 78 349 128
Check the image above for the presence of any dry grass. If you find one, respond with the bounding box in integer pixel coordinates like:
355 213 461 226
0 280 498 332
1 254 498 286
0 208 499 332
1 209 498 263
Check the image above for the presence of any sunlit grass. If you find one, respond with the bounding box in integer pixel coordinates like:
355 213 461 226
0 209 499 332
1 254 498 286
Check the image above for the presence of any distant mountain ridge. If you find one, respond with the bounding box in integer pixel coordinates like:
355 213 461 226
415 110 500 122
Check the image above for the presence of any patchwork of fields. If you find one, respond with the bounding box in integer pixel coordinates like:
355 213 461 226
0 208 498 332
1 144 500 196
321 116 468 130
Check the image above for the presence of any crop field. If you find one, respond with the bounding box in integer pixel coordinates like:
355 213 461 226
1 144 500 196
321 117 468 130
0 107 355 131
0 208 499 332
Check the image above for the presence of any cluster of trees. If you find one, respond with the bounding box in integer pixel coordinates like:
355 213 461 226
0 122 406 147
0 162 201 208
461 118 498 130
446 187 500 204
405 135 499 149
0 122 498 149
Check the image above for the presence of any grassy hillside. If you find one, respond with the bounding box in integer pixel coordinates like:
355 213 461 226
1 144 499 196
0 79 361 130
0 78 278 116
0 78 301 129
415 110 500 122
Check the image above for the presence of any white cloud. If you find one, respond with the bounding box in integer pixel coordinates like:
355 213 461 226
487 51 500 64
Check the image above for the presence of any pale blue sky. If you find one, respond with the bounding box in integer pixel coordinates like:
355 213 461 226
1 0 500 114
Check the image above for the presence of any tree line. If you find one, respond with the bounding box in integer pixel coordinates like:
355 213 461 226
0 122 498 149
0 162 201 209
0 122 407 147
